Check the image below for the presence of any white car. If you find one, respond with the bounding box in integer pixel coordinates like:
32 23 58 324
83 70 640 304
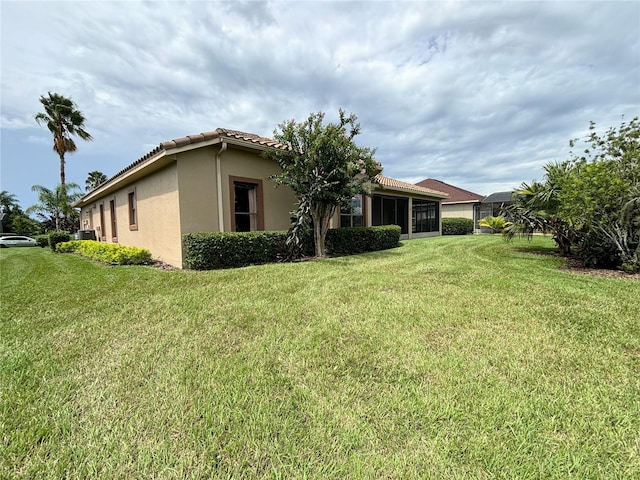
0 235 38 248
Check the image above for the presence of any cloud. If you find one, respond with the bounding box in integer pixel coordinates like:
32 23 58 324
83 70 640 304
26 135 50 146
1 0 638 209
0 115 34 130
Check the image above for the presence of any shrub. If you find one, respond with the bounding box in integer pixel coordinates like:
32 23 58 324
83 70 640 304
576 230 621 269
326 225 401 255
183 231 290 270
183 226 401 270
56 240 152 265
55 240 81 253
442 218 474 235
34 235 49 248
49 231 71 252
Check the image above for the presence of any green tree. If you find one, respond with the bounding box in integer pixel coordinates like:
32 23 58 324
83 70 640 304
1 190 20 233
505 118 639 271
558 118 639 271
35 92 93 185
27 183 83 232
9 214 41 237
0 190 19 212
85 170 107 191
265 110 380 258
0 191 39 236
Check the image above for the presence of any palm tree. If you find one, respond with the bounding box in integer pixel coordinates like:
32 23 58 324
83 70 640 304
0 190 19 212
27 183 83 231
478 215 512 233
35 92 93 185
502 161 576 254
85 171 108 191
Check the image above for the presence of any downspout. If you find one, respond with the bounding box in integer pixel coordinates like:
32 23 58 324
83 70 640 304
216 142 227 232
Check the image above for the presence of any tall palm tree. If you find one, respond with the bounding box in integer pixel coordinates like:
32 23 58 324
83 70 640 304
27 183 83 231
35 92 93 185
85 170 108 191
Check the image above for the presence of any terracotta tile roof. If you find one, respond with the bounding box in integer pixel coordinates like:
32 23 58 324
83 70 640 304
106 128 288 186
415 178 484 203
214 128 287 149
159 130 220 150
374 175 448 198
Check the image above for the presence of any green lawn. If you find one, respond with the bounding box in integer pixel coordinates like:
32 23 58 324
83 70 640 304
2 236 639 479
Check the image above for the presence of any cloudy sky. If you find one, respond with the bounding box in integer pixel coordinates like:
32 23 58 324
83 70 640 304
1 0 639 210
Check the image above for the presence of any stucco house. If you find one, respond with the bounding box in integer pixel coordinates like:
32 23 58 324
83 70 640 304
75 128 447 268
415 178 484 225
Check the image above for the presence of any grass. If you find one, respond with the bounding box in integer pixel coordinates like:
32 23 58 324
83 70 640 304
1 235 639 479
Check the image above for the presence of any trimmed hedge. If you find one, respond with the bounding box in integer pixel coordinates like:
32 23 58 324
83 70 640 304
183 231 290 270
326 225 401 255
442 217 474 235
56 240 152 265
49 231 71 251
183 225 402 270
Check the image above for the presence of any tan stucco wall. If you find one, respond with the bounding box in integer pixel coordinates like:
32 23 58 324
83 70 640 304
175 144 297 235
176 145 220 234
131 164 182 266
442 203 476 219
220 147 297 231
80 163 182 267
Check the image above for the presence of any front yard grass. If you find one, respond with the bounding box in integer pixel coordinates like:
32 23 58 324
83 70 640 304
1 235 639 478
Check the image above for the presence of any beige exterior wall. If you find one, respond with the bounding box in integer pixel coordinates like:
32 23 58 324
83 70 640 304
442 202 476 219
80 163 183 267
219 146 297 232
176 145 220 234
174 143 297 235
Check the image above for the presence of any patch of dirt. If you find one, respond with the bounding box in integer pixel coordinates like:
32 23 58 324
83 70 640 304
534 251 639 280
150 259 176 271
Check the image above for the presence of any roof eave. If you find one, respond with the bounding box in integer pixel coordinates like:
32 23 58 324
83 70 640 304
442 199 482 205
374 183 448 199
74 149 170 207
74 133 282 208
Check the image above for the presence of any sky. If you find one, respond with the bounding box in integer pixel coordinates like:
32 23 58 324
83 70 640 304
1 0 639 211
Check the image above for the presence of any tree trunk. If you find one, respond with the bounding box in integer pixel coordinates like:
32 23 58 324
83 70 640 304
311 203 336 258
59 152 66 185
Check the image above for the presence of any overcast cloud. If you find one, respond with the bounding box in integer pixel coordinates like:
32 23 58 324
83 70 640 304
1 0 639 210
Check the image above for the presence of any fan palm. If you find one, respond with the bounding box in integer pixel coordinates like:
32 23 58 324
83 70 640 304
502 161 575 253
35 92 93 185
85 171 108 191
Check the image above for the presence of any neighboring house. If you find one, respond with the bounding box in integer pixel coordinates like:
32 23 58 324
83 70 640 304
479 191 515 218
414 178 484 226
75 128 447 268
477 190 515 233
